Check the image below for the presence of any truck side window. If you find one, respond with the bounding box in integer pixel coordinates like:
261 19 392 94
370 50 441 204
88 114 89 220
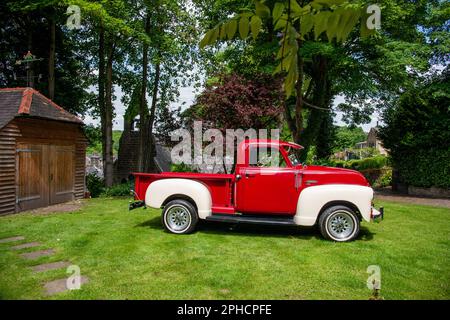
285 147 301 166
249 146 287 167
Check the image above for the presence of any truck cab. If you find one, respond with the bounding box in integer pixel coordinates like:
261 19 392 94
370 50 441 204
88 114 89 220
132 139 383 242
234 139 368 215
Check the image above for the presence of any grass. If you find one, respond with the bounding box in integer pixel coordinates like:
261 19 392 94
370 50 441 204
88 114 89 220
0 198 449 300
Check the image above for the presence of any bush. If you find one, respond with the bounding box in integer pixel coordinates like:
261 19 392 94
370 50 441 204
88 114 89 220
373 168 393 189
345 156 388 171
101 183 132 197
313 156 388 171
86 173 104 198
171 162 198 172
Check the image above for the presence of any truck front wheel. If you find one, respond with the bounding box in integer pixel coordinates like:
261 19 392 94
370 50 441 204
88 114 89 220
162 199 198 234
319 205 360 242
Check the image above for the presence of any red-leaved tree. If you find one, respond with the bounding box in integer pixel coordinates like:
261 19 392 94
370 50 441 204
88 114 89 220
185 73 283 130
181 73 284 173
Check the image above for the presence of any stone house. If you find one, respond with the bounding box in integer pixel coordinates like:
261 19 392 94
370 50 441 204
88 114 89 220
114 118 171 183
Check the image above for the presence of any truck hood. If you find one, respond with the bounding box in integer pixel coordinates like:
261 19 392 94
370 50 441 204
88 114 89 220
300 165 369 187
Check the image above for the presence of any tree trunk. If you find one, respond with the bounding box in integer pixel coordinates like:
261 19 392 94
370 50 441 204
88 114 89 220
283 98 297 139
145 60 161 172
293 55 304 145
315 110 335 159
286 41 305 159
98 25 106 179
48 11 56 100
138 12 151 172
298 55 331 161
104 40 115 187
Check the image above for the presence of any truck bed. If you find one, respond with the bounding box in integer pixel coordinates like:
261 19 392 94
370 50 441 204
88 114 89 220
133 172 236 214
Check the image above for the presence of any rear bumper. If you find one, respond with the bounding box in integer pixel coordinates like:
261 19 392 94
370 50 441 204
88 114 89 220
129 200 145 211
371 206 384 222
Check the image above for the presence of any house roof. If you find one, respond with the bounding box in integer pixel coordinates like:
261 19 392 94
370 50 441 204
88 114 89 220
0 87 83 130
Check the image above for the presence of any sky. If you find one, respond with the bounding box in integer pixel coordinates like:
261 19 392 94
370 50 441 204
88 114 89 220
83 84 380 133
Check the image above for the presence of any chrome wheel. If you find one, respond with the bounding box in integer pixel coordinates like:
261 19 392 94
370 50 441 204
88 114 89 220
165 205 191 232
326 211 355 240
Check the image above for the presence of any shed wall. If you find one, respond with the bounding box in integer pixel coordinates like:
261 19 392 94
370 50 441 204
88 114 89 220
0 118 86 215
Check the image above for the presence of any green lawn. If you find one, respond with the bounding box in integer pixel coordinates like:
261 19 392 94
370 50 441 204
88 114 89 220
0 198 449 300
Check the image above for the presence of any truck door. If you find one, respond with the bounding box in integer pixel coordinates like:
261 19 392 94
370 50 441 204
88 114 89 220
235 145 300 215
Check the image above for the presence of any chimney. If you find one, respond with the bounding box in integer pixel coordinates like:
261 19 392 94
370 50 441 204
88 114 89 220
124 116 131 132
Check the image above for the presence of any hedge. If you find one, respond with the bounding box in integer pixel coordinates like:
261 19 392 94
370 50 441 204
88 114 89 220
101 183 132 197
318 156 389 172
343 156 388 171
393 149 450 189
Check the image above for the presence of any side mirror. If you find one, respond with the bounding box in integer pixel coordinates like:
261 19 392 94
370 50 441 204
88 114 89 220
236 174 241 181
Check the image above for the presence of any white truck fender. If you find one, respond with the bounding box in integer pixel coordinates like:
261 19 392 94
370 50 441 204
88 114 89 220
294 184 374 226
145 178 212 219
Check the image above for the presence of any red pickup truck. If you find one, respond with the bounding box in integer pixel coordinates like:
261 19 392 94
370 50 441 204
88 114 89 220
132 139 383 242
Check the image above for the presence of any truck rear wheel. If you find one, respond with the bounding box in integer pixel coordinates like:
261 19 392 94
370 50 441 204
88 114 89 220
162 199 198 234
319 205 360 242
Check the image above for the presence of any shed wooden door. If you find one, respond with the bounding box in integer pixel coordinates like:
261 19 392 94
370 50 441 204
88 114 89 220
16 143 48 211
16 143 75 211
49 145 75 204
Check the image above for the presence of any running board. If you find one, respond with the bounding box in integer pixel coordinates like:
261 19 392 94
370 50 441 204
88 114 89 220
206 214 297 226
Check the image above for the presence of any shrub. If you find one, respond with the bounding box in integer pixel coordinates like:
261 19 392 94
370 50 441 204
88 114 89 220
101 183 132 197
313 156 388 171
86 173 104 198
171 162 198 172
373 168 393 188
346 156 388 171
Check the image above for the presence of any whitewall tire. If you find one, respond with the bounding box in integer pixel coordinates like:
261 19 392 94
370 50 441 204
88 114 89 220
162 199 198 234
319 205 360 242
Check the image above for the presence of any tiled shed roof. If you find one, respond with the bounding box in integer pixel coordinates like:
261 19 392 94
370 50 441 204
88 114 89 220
0 87 82 129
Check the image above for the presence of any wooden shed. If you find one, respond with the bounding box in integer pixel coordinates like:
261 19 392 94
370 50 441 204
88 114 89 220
0 88 87 215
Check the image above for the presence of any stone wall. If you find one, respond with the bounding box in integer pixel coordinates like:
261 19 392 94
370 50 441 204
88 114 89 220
408 186 450 199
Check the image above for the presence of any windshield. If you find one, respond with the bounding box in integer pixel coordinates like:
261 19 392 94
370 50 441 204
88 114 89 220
286 147 301 166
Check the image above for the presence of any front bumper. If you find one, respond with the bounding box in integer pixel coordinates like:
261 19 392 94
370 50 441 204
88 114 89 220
371 206 384 222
